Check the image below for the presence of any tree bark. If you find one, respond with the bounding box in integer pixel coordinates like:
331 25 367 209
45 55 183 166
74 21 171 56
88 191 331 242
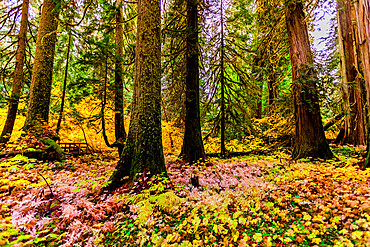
285 1 333 159
0 0 29 144
354 0 370 168
179 0 206 163
353 0 370 105
107 0 166 190
337 0 366 145
23 0 60 134
114 0 127 157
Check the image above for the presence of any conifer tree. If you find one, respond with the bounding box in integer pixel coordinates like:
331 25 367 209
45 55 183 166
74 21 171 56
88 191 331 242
285 0 333 159
114 0 127 157
107 0 166 190
179 0 206 163
24 0 60 134
337 0 365 145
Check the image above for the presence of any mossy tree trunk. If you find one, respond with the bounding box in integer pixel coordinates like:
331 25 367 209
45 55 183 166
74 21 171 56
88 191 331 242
179 0 206 163
23 0 60 134
285 0 333 159
337 0 366 146
0 0 29 144
107 0 166 190
114 0 127 157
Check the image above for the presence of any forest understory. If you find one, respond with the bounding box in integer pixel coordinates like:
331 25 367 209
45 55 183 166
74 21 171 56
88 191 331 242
0 145 369 247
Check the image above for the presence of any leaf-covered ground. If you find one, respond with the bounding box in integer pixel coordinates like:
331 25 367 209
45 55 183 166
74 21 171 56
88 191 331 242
0 146 369 246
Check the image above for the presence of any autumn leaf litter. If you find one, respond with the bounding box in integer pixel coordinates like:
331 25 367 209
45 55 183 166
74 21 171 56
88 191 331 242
0 150 370 246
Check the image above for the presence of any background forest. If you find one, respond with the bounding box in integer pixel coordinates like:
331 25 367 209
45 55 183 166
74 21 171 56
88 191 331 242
0 0 370 246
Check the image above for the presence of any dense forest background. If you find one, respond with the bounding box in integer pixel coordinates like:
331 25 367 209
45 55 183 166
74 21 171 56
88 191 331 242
1 0 370 246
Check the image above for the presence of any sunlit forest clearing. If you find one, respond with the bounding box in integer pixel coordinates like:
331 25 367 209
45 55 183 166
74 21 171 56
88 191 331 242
1 0 370 246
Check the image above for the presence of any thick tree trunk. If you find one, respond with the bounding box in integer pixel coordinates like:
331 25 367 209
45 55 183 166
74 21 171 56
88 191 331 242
23 0 60 134
179 0 206 163
337 13 351 143
107 0 166 190
285 1 333 159
355 0 370 168
0 0 29 144
353 0 370 105
337 0 366 145
352 6 369 143
114 0 127 157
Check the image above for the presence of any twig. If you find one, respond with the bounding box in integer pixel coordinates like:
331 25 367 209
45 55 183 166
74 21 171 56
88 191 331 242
37 171 62 203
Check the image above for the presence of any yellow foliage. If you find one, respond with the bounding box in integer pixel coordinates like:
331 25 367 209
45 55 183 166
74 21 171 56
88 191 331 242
1 91 182 155
253 113 293 139
161 121 183 154
203 136 267 154
0 101 27 142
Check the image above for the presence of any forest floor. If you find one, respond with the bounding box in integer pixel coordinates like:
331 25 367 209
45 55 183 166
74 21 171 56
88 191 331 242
0 146 369 247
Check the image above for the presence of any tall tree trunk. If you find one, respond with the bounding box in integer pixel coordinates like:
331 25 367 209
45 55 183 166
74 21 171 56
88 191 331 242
55 31 72 136
179 0 206 163
0 0 29 144
285 1 333 159
337 13 351 143
23 0 60 134
353 0 370 105
267 69 277 113
355 0 370 168
351 2 368 145
252 56 263 119
337 0 366 145
220 0 226 157
114 0 127 157
101 53 112 148
256 83 263 118
107 0 166 190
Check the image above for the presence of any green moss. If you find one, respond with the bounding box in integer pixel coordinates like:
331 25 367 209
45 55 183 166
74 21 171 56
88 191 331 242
39 138 65 161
